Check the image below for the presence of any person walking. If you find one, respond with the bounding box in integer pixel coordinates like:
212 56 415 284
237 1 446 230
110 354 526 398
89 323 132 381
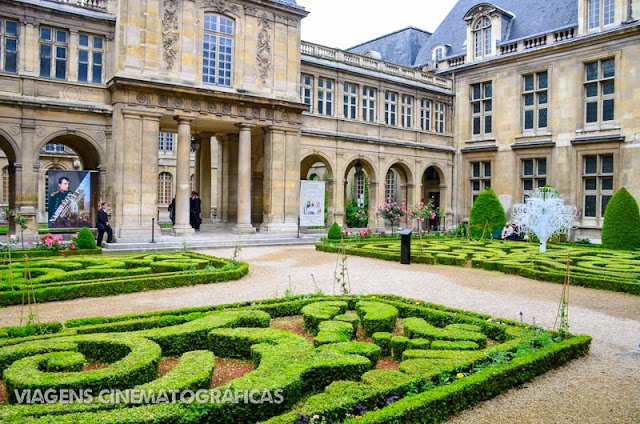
96 202 114 246
168 197 175 225
193 192 201 231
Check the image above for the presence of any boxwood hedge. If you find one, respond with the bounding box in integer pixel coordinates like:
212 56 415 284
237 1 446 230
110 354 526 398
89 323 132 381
0 295 591 424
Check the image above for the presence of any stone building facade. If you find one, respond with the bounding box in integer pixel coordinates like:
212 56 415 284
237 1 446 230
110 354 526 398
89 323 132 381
0 0 638 240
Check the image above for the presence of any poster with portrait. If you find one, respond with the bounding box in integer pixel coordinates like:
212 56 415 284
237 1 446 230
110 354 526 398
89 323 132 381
47 171 92 229
299 180 326 227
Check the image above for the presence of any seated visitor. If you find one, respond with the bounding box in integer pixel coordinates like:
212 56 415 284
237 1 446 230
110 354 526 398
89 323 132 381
500 223 514 240
508 224 521 241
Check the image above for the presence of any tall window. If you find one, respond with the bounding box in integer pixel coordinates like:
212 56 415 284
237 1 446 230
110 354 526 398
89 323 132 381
158 172 173 205
384 92 397 126
420 99 431 131
362 87 376 122
1 19 18 73
343 82 358 119
588 0 615 30
435 103 446 133
1 166 8 203
401 95 413 128
355 170 365 208
470 161 491 204
317 77 334 116
385 169 397 202
471 82 492 136
40 27 67 79
522 158 547 201
301 74 313 111
583 154 613 219
78 34 103 84
432 46 444 63
158 132 175 153
584 58 614 125
202 14 234 86
473 16 491 59
523 71 548 132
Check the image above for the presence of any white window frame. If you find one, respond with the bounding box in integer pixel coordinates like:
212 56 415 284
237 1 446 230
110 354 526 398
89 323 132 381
470 161 491 205
435 102 446 133
0 18 18 73
78 33 103 84
158 132 175 154
384 91 398 126
301 74 313 112
473 16 492 59
317 77 334 116
362 87 376 122
343 82 358 120
582 154 614 220
471 82 492 137
401 95 413 128
522 71 549 133
385 169 397 203
202 14 234 87
588 0 615 30
420 99 431 131
40 26 68 79
158 172 173 206
584 58 615 126
521 158 548 201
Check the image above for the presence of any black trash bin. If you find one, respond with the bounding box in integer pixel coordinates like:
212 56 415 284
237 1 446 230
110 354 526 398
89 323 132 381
400 229 412 265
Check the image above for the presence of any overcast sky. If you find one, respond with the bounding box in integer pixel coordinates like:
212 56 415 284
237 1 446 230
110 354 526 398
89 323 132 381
296 0 458 49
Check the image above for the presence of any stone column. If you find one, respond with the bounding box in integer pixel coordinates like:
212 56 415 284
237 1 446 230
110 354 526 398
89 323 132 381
18 118 38 237
233 123 256 234
334 177 346 226
199 133 213 228
220 136 230 224
215 136 224 223
173 116 195 236
193 139 201 194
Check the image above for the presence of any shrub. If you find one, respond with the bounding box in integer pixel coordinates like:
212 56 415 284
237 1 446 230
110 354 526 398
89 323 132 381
76 227 97 250
355 301 399 337
328 222 343 240
468 188 506 239
602 188 640 250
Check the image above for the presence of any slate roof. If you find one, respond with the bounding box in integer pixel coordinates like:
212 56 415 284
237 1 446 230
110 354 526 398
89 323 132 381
413 0 578 67
268 0 305 11
347 27 432 67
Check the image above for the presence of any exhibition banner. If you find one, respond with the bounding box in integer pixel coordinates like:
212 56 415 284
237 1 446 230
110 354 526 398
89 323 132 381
299 180 326 227
48 171 92 229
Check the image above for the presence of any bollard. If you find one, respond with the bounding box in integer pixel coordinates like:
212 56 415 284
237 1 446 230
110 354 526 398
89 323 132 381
150 218 156 244
400 229 412 265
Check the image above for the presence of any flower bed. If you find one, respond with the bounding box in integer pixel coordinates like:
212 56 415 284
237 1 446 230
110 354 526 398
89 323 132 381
316 239 640 295
0 295 590 423
0 252 248 306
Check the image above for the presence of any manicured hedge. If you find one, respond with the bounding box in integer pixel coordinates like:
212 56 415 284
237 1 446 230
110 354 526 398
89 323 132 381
0 252 250 306
469 188 506 239
0 295 592 424
355 301 398 337
602 188 640 250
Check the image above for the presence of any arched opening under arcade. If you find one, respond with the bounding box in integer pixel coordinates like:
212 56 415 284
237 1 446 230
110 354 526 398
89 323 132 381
343 158 376 228
422 165 446 230
384 161 414 228
300 153 334 228
0 133 18 234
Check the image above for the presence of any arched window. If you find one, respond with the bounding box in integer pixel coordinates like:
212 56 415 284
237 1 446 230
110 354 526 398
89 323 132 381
473 17 491 59
1 166 8 203
203 14 234 86
385 169 397 203
158 172 173 205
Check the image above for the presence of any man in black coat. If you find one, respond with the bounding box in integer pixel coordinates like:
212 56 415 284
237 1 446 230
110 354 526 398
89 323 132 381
191 192 202 231
96 202 114 246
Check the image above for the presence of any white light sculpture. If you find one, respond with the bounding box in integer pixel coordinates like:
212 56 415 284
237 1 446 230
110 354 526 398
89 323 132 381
511 187 577 253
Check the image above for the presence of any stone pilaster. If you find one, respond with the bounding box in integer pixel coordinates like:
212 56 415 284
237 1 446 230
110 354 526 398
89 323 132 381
233 123 256 234
199 133 213 227
173 116 195 236
18 118 38 236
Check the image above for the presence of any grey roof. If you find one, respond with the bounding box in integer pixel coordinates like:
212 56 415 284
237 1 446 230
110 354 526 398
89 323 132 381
413 0 577 67
268 0 305 11
347 27 432 67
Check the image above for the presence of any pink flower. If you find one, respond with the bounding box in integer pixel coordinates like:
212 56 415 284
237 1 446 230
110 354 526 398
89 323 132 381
71 245 76 250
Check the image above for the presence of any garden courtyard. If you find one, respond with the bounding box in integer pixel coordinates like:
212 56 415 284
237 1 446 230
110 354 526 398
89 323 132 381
0 244 638 423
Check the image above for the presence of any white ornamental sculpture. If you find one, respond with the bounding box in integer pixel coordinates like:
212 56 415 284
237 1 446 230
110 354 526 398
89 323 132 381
511 187 577 253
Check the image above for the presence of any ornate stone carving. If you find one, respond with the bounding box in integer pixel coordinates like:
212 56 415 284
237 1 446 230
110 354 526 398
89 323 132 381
287 17 298 28
222 104 231 114
191 100 201 111
237 106 246 116
252 108 261 119
63 86 80 100
257 13 272 83
207 102 217 112
173 97 184 108
9 126 20 136
159 95 169 107
35 127 46 138
282 111 290 121
136 93 148 104
162 0 180 71
275 14 287 25
265 109 274 120
204 0 238 14
244 5 257 17
95 131 106 142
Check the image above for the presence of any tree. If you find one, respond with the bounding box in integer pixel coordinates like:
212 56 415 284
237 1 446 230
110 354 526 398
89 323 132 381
512 186 577 253
602 188 640 250
376 199 407 236
469 188 506 239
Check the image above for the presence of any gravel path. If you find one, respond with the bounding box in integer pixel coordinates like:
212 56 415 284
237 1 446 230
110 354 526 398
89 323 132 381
0 245 638 423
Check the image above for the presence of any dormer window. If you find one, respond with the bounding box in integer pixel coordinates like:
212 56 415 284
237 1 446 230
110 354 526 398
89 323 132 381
473 17 492 59
432 46 445 62
588 0 615 30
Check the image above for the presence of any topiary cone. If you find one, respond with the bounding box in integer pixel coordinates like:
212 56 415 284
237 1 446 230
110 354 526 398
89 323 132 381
469 188 506 239
602 188 640 250
327 222 343 240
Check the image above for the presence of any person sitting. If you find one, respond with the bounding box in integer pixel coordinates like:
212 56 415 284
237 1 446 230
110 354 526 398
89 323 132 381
508 224 521 241
500 223 514 240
